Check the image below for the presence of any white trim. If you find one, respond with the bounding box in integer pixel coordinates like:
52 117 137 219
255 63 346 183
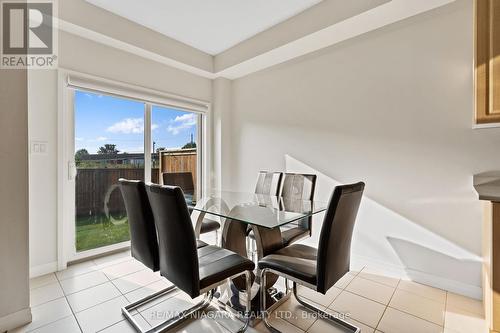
352 254 483 300
57 70 71 271
58 19 215 79
472 122 500 129
0 307 32 332
65 72 209 113
30 261 58 278
69 241 131 263
58 1 456 80
144 103 152 183
216 0 456 79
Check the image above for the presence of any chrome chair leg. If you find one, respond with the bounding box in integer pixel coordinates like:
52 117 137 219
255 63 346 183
237 270 252 333
122 286 213 333
292 283 360 333
123 270 253 333
260 269 280 333
284 278 290 294
121 285 178 332
260 269 360 333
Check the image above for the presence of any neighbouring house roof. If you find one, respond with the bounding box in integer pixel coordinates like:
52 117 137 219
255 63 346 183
79 153 155 161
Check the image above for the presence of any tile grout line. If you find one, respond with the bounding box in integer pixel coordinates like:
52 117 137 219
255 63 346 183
382 285 448 328
57 252 133 282
374 277 401 331
60 273 111 298
46 257 145 332
302 271 362 332
443 291 448 329
383 304 446 329
20 314 76 333
323 271 359 309
54 271 84 333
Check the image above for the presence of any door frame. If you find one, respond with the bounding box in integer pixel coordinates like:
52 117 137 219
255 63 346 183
57 69 211 269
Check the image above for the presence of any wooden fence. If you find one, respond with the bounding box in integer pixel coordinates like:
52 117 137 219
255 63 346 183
159 148 197 186
75 149 197 217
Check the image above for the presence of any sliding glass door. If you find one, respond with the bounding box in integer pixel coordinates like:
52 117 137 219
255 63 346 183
74 91 145 252
70 89 203 256
151 105 199 199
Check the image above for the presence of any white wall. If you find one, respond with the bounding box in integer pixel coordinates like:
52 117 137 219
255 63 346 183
28 70 58 275
0 69 31 330
28 31 212 276
228 0 500 298
212 78 233 191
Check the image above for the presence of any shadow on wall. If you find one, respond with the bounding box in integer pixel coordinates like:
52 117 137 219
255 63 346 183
285 154 483 299
387 237 481 292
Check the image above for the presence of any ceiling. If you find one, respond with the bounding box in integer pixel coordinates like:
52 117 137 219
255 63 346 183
84 0 323 55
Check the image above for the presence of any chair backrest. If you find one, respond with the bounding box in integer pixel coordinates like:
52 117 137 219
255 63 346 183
316 182 365 294
145 183 200 298
281 173 317 232
255 171 283 196
163 172 195 196
118 179 159 272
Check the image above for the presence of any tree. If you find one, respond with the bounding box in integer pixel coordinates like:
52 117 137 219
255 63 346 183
75 149 89 162
182 142 196 149
75 148 89 160
97 144 119 155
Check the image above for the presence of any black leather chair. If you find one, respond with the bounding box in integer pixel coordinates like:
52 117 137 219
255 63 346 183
118 179 207 333
146 183 255 332
259 182 365 333
280 173 317 246
118 179 160 272
163 172 221 240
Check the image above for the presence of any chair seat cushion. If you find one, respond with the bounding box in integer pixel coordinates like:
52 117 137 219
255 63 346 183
281 227 309 246
196 240 208 248
198 245 255 290
200 218 221 234
258 244 317 286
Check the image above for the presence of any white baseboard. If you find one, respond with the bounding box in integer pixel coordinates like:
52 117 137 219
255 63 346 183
0 307 31 332
352 254 483 300
30 261 58 278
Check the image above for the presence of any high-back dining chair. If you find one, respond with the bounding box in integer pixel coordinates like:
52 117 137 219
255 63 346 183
255 171 283 196
146 183 255 332
247 171 284 261
118 179 159 272
163 172 221 240
119 179 210 333
259 182 365 333
280 173 317 246
162 172 195 196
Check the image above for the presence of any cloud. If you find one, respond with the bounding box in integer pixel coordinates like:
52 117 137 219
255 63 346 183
75 137 84 141
167 113 197 135
106 118 160 134
95 136 107 141
107 118 145 134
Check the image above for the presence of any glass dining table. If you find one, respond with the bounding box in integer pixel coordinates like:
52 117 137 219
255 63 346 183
186 191 328 316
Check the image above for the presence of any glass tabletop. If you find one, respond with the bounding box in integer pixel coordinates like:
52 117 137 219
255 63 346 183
187 191 327 229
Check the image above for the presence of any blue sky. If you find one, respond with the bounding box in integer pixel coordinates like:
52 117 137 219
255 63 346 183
75 90 197 154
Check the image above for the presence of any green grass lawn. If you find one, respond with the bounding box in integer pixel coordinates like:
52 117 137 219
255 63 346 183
76 214 130 252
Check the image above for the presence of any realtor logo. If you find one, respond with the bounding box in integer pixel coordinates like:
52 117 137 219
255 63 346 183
1 0 57 68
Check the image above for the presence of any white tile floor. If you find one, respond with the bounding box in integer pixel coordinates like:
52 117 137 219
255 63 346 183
10 250 487 333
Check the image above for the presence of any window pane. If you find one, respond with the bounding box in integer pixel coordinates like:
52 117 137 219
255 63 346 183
151 105 198 200
74 90 145 252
